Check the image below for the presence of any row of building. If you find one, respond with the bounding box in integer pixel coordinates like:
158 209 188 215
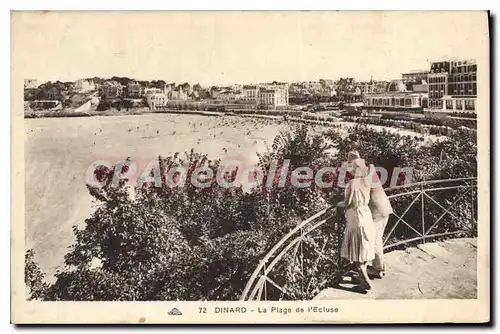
287 77 392 103
363 59 477 114
145 82 289 110
25 57 477 114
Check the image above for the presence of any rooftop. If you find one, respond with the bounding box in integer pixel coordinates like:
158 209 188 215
402 70 429 74
388 80 408 93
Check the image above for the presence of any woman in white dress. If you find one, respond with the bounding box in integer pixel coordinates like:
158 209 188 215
337 158 376 290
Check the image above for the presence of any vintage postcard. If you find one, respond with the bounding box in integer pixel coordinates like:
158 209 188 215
11 11 490 324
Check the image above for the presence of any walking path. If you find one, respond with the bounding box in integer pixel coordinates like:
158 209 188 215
314 238 477 300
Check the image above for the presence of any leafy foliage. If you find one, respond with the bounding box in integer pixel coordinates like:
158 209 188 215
25 249 48 300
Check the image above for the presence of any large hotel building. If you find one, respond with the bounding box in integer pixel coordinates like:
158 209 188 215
241 83 289 108
363 58 477 114
426 59 477 114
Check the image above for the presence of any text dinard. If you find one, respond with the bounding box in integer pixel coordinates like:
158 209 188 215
214 306 338 314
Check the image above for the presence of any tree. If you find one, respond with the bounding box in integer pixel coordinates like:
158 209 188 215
25 249 48 300
151 80 166 89
111 76 132 86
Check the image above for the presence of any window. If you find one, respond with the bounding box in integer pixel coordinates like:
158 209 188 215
456 100 463 110
465 100 475 111
446 100 453 110
422 98 428 108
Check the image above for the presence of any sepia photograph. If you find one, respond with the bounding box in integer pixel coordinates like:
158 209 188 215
11 10 490 323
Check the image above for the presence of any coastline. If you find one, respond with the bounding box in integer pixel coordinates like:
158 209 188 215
24 107 450 141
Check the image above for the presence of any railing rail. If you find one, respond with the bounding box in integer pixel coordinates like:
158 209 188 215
240 177 477 301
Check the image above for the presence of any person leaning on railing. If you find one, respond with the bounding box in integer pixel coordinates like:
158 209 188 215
336 157 375 291
348 150 393 279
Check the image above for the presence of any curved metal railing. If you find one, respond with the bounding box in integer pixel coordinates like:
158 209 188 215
240 177 477 301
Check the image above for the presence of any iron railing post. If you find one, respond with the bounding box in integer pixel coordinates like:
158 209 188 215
421 184 426 244
471 180 475 223
470 180 476 237
300 227 304 297
263 262 267 301
336 209 343 268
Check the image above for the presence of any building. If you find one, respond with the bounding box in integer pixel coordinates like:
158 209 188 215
179 83 192 95
319 79 335 89
146 93 168 110
357 81 375 95
242 85 258 101
27 100 62 111
209 87 223 99
218 89 243 101
144 87 163 96
24 79 39 89
302 81 322 91
75 79 96 93
336 78 363 102
411 82 429 93
230 84 243 91
127 81 143 98
364 79 428 111
318 86 337 98
257 83 289 108
357 80 389 95
426 59 477 114
163 83 176 94
401 70 429 84
258 88 280 107
339 86 362 103
101 81 124 99
167 86 188 100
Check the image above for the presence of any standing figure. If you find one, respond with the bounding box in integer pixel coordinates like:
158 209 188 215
337 157 375 290
365 163 393 278
347 150 393 279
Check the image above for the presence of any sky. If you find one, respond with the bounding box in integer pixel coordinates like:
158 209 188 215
12 11 489 86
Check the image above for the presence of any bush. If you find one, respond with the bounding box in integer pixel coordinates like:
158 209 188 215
25 249 48 300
